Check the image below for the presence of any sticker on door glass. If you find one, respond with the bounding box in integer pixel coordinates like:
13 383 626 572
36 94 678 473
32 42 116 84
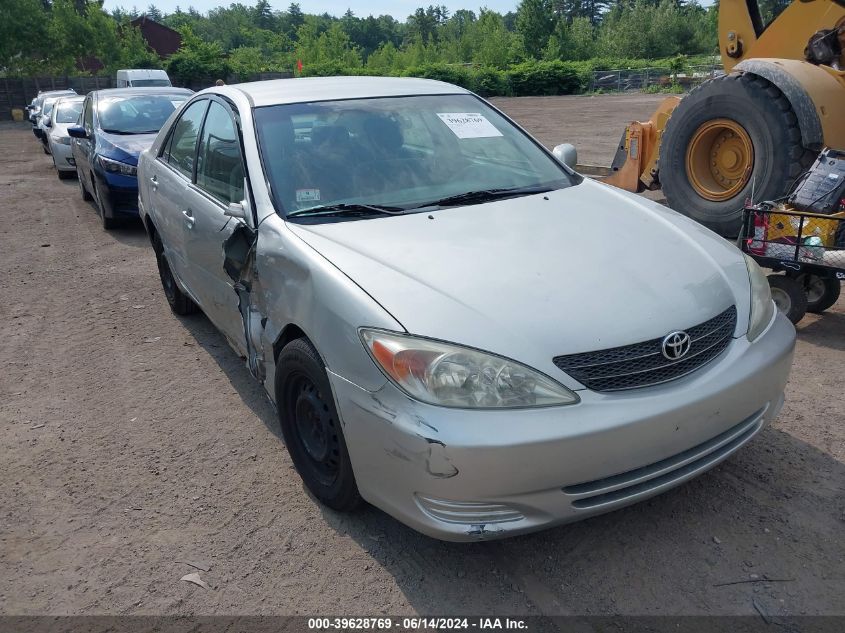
296 188 321 203
436 113 503 139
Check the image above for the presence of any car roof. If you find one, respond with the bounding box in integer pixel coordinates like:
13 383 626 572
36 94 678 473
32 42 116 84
91 87 192 99
222 76 470 108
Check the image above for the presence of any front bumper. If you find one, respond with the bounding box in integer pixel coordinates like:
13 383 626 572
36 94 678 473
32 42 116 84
51 142 75 171
330 312 795 541
95 170 140 218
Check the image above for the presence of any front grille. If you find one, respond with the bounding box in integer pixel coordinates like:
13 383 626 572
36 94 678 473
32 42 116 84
553 306 737 392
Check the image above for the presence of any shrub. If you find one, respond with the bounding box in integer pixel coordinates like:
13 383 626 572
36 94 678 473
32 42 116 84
401 63 474 90
506 60 588 96
469 66 511 97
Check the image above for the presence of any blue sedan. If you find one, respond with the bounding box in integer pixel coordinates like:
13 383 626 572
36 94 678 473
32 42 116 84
69 87 192 229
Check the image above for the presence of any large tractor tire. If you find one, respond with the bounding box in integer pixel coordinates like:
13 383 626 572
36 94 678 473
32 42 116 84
660 73 816 238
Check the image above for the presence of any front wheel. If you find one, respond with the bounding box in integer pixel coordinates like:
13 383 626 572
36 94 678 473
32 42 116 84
768 275 808 324
275 338 362 512
92 181 118 230
77 168 92 200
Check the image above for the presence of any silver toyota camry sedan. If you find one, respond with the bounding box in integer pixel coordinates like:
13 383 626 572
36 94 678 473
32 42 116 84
138 77 795 541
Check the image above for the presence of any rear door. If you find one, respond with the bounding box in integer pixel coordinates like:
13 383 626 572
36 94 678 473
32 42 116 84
181 99 249 349
150 98 209 292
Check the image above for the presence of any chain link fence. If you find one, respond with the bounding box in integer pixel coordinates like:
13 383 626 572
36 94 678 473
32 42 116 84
588 64 724 92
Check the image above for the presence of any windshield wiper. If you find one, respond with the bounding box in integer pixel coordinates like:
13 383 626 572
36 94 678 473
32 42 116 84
100 128 134 135
410 186 554 209
287 203 405 219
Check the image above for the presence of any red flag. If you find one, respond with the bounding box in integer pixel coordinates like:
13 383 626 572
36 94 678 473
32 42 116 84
296 59 303 73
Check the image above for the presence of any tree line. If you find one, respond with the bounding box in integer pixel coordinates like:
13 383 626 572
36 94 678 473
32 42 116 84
1 0 791 93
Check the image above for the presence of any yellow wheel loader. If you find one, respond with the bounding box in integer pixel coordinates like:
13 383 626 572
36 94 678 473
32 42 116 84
604 0 845 237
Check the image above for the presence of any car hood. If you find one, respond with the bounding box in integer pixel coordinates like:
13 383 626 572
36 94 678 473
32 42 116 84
286 180 752 385
98 132 158 165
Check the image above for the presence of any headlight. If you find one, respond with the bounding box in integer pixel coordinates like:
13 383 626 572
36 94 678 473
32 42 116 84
97 155 137 176
360 329 579 409
744 254 775 341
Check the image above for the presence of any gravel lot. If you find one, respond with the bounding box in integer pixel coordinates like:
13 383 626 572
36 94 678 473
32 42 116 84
1 93 843 618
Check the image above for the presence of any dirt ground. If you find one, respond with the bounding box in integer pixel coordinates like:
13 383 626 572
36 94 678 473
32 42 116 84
1 93 843 618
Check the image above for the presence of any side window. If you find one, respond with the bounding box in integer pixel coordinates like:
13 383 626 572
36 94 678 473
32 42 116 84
164 99 208 180
83 97 93 129
196 101 244 205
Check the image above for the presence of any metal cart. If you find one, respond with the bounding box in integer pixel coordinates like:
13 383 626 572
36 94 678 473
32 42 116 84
738 204 845 324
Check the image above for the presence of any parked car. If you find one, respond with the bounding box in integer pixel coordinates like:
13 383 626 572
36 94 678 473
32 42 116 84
45 95 85 179
28 89 76 138
138 77 795 542
116 69 172 88
36 97 62 154
69 87 192 229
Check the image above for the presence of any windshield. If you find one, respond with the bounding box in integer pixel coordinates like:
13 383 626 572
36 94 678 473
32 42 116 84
130 79 171 87
97 94 186 134
55 100 83 124
254 94 575 218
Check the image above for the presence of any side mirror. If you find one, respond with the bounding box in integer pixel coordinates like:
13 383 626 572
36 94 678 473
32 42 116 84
225 201 248 221
67 126 88 139
552 143 578 170
45 119 53 128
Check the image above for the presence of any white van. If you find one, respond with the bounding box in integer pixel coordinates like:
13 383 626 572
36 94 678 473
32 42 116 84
116 69 172 88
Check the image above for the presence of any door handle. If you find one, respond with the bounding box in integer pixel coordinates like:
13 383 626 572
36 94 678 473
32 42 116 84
182 209 195 228
149 175 157 190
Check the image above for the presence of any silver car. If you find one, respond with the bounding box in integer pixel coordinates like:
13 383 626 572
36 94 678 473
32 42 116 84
46 96 85 178
138 77 795 541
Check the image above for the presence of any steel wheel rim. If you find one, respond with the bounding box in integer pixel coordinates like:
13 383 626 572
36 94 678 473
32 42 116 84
686 118 754 202
287 374 340 487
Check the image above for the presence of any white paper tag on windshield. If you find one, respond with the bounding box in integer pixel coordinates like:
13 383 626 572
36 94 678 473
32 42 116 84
437 113 503 139
296 188 321 203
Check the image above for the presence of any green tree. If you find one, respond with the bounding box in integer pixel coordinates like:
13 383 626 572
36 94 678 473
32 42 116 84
0 0 48 75
516 0 553 59
166 25 228 80
471 10 514 69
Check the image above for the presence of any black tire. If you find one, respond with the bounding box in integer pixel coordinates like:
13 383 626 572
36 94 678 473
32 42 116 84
92 180 118 230
155 243 198 316
77 168 92 200
768 274 808 324
799 273 841 313
275 338 362 512
660 73 816 238
57 169 73 180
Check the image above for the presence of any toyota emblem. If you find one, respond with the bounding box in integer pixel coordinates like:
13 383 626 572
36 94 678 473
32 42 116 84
662 331 691 360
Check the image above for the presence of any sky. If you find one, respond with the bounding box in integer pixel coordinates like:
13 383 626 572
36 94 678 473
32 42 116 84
101 0 520 20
